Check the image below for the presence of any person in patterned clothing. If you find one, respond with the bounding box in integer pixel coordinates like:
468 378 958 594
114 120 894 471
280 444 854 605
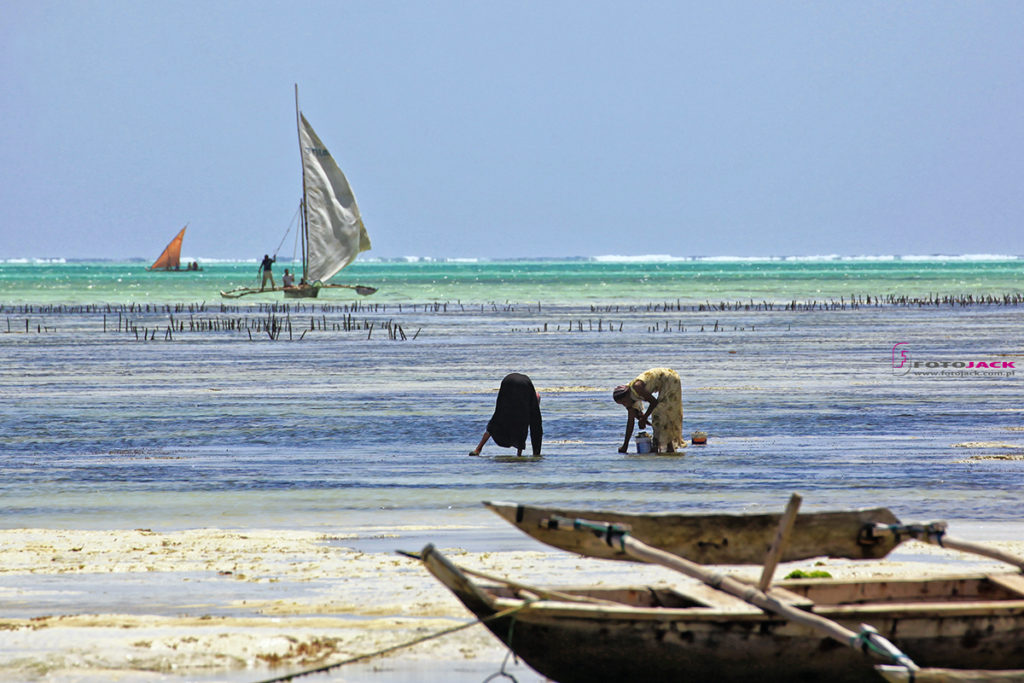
613 367 684 453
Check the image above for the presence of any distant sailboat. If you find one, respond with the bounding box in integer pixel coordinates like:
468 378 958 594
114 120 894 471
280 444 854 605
148 225 200 271
221 86 375 299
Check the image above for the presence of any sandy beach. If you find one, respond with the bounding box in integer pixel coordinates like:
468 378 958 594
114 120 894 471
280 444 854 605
2 520 1022 682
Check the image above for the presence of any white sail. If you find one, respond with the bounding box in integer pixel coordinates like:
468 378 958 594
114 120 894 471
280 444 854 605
299 113 371 283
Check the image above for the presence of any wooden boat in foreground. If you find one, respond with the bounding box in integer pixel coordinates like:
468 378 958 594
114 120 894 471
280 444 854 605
421 544 1024 682
415 498 1024 682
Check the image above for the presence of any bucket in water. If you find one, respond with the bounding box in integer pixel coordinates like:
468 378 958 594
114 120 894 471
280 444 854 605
635 431 653 454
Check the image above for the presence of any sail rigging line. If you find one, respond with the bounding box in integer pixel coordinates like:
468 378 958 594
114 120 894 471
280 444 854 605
273 203 302 258
282 200 302 267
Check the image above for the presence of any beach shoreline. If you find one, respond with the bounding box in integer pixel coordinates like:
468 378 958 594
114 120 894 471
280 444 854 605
3 258 1023 680
2 520 1023 682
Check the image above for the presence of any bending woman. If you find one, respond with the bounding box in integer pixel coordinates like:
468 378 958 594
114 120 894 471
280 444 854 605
470 373 543 456
613 367 684 453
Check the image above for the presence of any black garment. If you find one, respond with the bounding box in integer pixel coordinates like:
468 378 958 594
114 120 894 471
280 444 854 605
486 373 543 455
260 255 275 272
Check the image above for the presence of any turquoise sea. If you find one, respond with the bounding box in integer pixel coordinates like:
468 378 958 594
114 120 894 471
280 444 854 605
2 256 1024 306
2 256 1023 533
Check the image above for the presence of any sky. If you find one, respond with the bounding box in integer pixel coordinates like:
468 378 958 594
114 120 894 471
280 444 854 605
2 1 1024 261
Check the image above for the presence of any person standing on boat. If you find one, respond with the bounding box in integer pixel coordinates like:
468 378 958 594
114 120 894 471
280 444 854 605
470 373 543 457
613 368 684 453
259 254 276 291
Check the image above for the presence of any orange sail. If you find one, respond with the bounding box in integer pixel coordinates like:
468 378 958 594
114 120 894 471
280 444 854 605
149 225 187 270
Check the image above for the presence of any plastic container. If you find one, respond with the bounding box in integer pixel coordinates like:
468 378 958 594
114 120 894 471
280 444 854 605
635 431 653 454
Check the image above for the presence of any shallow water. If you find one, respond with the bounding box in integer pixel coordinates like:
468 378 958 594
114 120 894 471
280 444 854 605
2 259 1023 532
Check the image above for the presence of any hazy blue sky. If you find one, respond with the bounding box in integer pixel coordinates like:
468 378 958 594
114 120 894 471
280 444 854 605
3 1 1023 261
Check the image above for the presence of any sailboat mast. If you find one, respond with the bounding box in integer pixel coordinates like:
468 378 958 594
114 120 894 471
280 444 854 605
300 198 307 279
295 83 309 281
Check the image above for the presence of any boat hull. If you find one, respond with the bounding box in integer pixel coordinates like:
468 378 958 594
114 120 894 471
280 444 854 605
483 501 902 564
420 545 1024 683
479 609 1024 683
283 285 319 298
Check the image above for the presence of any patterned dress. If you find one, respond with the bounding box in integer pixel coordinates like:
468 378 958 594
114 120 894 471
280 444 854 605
630 368 684 452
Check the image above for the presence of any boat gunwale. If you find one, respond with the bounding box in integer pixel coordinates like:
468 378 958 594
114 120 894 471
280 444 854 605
483 592 1024 621
465 569 1024 621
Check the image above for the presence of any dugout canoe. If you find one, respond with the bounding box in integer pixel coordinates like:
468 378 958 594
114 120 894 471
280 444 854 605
418 543 1024 683
483 500 904 564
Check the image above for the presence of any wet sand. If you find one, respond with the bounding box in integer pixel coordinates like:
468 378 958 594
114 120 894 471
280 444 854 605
1 523 1022 682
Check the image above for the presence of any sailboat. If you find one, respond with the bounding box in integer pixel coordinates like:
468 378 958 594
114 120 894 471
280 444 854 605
221 86 375 299
148 224 200 271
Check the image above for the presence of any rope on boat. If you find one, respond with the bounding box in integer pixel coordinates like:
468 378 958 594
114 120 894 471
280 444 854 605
852 624 918 672
479 591 528 683
482 648 520 683
867 522 948 548
275 203 302 258
250 600 533 683
545 514 633 553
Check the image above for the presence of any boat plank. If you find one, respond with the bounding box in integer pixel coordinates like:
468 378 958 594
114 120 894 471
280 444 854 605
821 598 1024 619
491 598 764 621
671 582 767 612
765 585 816 608
780 575 998 605
989 574 1024 599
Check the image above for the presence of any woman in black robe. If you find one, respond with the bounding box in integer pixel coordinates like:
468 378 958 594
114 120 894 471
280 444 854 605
469 373 543 456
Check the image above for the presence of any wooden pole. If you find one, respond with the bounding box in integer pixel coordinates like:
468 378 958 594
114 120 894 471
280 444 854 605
876 664 1024 682
620 534 864 645
937 535 1024 571
868 523 1024 572
759 493 802 590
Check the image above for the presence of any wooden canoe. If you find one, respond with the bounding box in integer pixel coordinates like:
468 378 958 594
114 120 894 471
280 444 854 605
219 283 375 299
283 284 319 298
419 543 1024 683
484 500 902 564
282 283 377 297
